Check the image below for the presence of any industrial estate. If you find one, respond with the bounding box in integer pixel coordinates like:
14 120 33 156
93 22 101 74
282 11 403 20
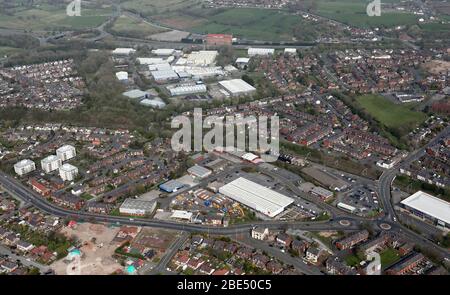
0 0 448 279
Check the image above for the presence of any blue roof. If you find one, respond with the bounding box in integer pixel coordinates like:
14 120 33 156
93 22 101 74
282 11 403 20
159 180 185 192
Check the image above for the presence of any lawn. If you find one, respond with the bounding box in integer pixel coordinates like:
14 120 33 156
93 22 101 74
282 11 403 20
356 94 427 129
380 248 401 268
344 254 362 267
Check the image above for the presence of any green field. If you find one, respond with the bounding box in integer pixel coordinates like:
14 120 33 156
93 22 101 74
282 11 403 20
356 95 427 129
0 46 23 57
314 0 419 28
380 248 401 268
109 15 168 38
0 3 113 31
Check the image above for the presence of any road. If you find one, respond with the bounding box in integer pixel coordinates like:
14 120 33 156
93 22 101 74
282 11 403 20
377 125 450 222
0 245 50 273
238 233 323 275
0 171 358 234
148 232 190 275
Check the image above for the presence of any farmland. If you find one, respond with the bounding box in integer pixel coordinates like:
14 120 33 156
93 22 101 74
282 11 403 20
313 0 419 28
0 2 113 31
109 15 168 38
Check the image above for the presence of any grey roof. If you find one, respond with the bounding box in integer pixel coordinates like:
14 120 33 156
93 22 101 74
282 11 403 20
187 165 211 177
120 198 156 211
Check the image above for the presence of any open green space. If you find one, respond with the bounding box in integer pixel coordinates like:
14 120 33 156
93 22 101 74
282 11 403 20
314 0 419 28
0 46 23 57
109 15 168 38
356 95 427 129
0 2 113 31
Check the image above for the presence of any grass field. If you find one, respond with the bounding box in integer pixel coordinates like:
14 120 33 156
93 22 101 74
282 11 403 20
0 46 23 57
356 95 427 129
0 3 113 31
109 15 168 38
380 248 401 268
314 0 419 28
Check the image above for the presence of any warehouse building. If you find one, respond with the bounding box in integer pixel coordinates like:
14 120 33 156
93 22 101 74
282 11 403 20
400 191 450 229
59 164 78 182
116 71 128 81
284 48 297 54
56 145 76 161
119 198 157 216
160 180 185 193
219 177 294 218
248 48 275 56
41 155 62 173
187 165 212 179
152 49 176 56
168 84 207 96
122 89 149 100
140 99 166 109
137 57 165 65
112 48 136 56
151 69 179 82
186 50 218 66
14 159 36 176
219 79 256 97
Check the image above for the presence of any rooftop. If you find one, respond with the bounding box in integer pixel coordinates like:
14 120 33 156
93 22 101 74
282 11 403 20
400 191 450 224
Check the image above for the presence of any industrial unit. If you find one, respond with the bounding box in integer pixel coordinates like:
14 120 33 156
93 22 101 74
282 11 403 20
219 79 256 97
119 198 157 216
400 191 450 229
187 165 212 179
160 180 185 193
248 48 275 56
168 84 207 96
219 177 294 218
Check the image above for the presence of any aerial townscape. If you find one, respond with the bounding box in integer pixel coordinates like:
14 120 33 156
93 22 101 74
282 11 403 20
0 0 449 280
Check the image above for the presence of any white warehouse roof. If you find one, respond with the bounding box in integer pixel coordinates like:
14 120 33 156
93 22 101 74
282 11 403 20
116 71 128 81
137 57 165 65
151 69 179 81
248 48 275 56
219 79 256 95
401 191 450 224
219 177 294 217
152 49 176 56
112 48 136 55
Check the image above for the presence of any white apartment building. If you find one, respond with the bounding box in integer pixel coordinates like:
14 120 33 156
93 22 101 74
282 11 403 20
14 159 36 176
56 145 76 161
41 155 62 173
59 163 78 181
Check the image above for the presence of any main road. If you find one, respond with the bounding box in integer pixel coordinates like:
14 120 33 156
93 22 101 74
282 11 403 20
0 171 359 235
377 125 450 222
